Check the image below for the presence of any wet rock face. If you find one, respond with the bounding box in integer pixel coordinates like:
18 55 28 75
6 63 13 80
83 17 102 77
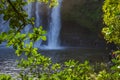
60 0 105 47
61 0 103 32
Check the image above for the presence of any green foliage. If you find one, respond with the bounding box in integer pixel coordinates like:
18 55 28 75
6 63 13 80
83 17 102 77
0 74 12 80
97 70 111 80
18 60 96 80
28 0 58 7
56 60 94 80
102 0 120 80
0 0 51 79
102 0 120 45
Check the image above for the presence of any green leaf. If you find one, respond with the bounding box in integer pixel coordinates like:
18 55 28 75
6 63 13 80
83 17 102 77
41 36 46 41
15 50 20 56
30 42 33 48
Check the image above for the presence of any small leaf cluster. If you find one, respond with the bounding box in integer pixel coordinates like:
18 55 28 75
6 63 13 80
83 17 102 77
0 0 28 30
53 60 94 80
102 0 120 45
28 0 58 7
29 26 46 42
0 74 12 80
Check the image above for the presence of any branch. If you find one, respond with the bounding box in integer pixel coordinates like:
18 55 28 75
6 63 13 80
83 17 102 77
7 0 27 32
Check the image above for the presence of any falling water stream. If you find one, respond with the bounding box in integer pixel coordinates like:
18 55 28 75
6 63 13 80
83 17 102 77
35 2 42 27
34 2 42 48
0 14 9 47
24 2 32 33
0 15 9 32
47 0 63 49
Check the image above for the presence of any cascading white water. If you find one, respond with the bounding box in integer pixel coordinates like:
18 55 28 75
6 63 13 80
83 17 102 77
24 2 32 33
0 14 9 47
35 2 41 27
23 2 33 46
0 15 9 33
47 0 63 49
34 2 42 48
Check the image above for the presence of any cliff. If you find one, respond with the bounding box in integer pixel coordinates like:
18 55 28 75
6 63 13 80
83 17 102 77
60 0 105 47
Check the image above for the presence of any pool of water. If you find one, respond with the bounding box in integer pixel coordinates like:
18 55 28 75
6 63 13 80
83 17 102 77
0 47 109 63
39 47 108 63
0 47 109 76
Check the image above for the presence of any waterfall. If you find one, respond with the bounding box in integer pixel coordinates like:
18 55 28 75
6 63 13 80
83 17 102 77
35 2 41 27
34 2 42 48
47 0 63 49
24 1 43 48
0 14 9 47
0 0 63 49
22 2 33 46
0 14 9 33
24 2 33 33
